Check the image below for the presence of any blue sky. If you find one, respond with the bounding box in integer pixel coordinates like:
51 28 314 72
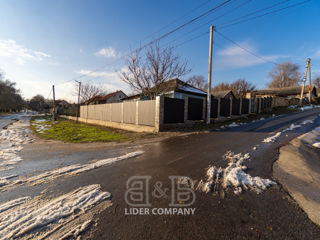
0 0 319 102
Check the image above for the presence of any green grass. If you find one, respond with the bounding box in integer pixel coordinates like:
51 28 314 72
30 117 129 143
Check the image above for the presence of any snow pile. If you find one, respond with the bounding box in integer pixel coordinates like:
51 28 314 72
0 184 111 239
197 151 276 195
0 121 33 171
0 151 143 191
310 127 320 148
262 132 282 143
301 119 314 125
283 123 301 132
228 122 240 127
301 105 313 111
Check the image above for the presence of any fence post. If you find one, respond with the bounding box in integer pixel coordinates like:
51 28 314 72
202 98 206 121
155 96 164 132
229 98 233 117
184 97 188 122
258 98 262 114
121 102 124 123
239 98 243 115
217 98 221 118
135 101 139 125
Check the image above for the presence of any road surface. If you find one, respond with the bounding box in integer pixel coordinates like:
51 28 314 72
1 109 320 239
0 113 22 129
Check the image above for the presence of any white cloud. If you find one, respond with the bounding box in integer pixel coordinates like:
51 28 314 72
0 40 51 65
74 67 131 94
216 41 281 69
94 47 117 58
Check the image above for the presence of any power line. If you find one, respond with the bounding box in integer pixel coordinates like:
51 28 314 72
218 0 312 28
61 0 234 85
158 0 252 50
214 29 278 65
139 0 212 43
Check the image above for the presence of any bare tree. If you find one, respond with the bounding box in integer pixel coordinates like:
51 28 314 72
268 62 301 88
74 82 107 104
231 79 256 98
212 82 231 93
313 76 320 88
119 43 190 99
187 75 206 90
212 79 255 98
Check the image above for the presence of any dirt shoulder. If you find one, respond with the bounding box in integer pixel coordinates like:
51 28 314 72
273 128 320 226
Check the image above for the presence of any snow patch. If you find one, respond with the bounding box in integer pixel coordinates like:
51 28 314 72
197 151 276 195
262 132 282 143
0 184 110 239
0 151 143 191
0 120 33 171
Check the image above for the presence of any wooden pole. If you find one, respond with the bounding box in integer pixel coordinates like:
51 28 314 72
300 58 310 106
52 85 56 121
206 26 214 124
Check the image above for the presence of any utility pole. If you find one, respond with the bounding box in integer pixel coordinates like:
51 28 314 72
75 80 81 122
308 58 312 103
52 85 56 121
300 58 311 106
206 25 214 124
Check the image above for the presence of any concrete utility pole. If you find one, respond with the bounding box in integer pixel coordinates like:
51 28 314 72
300 58 311 106
75 80 81 122
308 58 312 103
52 85 56 121
206 25 214 124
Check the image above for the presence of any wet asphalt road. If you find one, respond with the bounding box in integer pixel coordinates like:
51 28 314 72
3 109 320 239
0 113 22 129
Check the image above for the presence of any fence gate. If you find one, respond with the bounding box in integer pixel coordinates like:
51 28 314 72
220 98 230 117
211 98 218 118
188 97 203 120
232 99 240 115
242 99 249 114
163 97 185 123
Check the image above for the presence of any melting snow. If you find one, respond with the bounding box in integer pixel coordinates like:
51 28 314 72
262 118 315 143
0 151 143 192
262 132 282 143
197 151 276 195
0 120 33 171
0 184 111 239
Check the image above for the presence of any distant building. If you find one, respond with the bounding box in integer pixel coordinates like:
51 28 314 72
122 78 207 101
212 90 236 99
247 86 317 99
85 91 127 105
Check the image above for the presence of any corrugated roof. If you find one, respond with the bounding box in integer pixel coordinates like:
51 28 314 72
253 86 315 96
85 90 124 104
212 90 234 98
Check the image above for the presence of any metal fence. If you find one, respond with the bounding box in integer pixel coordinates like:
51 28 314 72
79 100 156 127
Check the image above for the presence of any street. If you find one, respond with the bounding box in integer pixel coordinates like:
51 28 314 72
1 109 320 239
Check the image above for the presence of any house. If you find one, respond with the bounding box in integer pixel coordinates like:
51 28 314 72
212 90 236 99
246 86 317 107
122 78 207 101
247 86 317 99
85 90 127 105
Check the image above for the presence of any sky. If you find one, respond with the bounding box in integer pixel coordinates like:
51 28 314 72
0 0 319 102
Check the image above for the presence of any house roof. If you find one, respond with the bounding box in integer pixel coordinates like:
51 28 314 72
212 90 235 98
122 78 206 100
253 86 316 96
85 90 126 104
